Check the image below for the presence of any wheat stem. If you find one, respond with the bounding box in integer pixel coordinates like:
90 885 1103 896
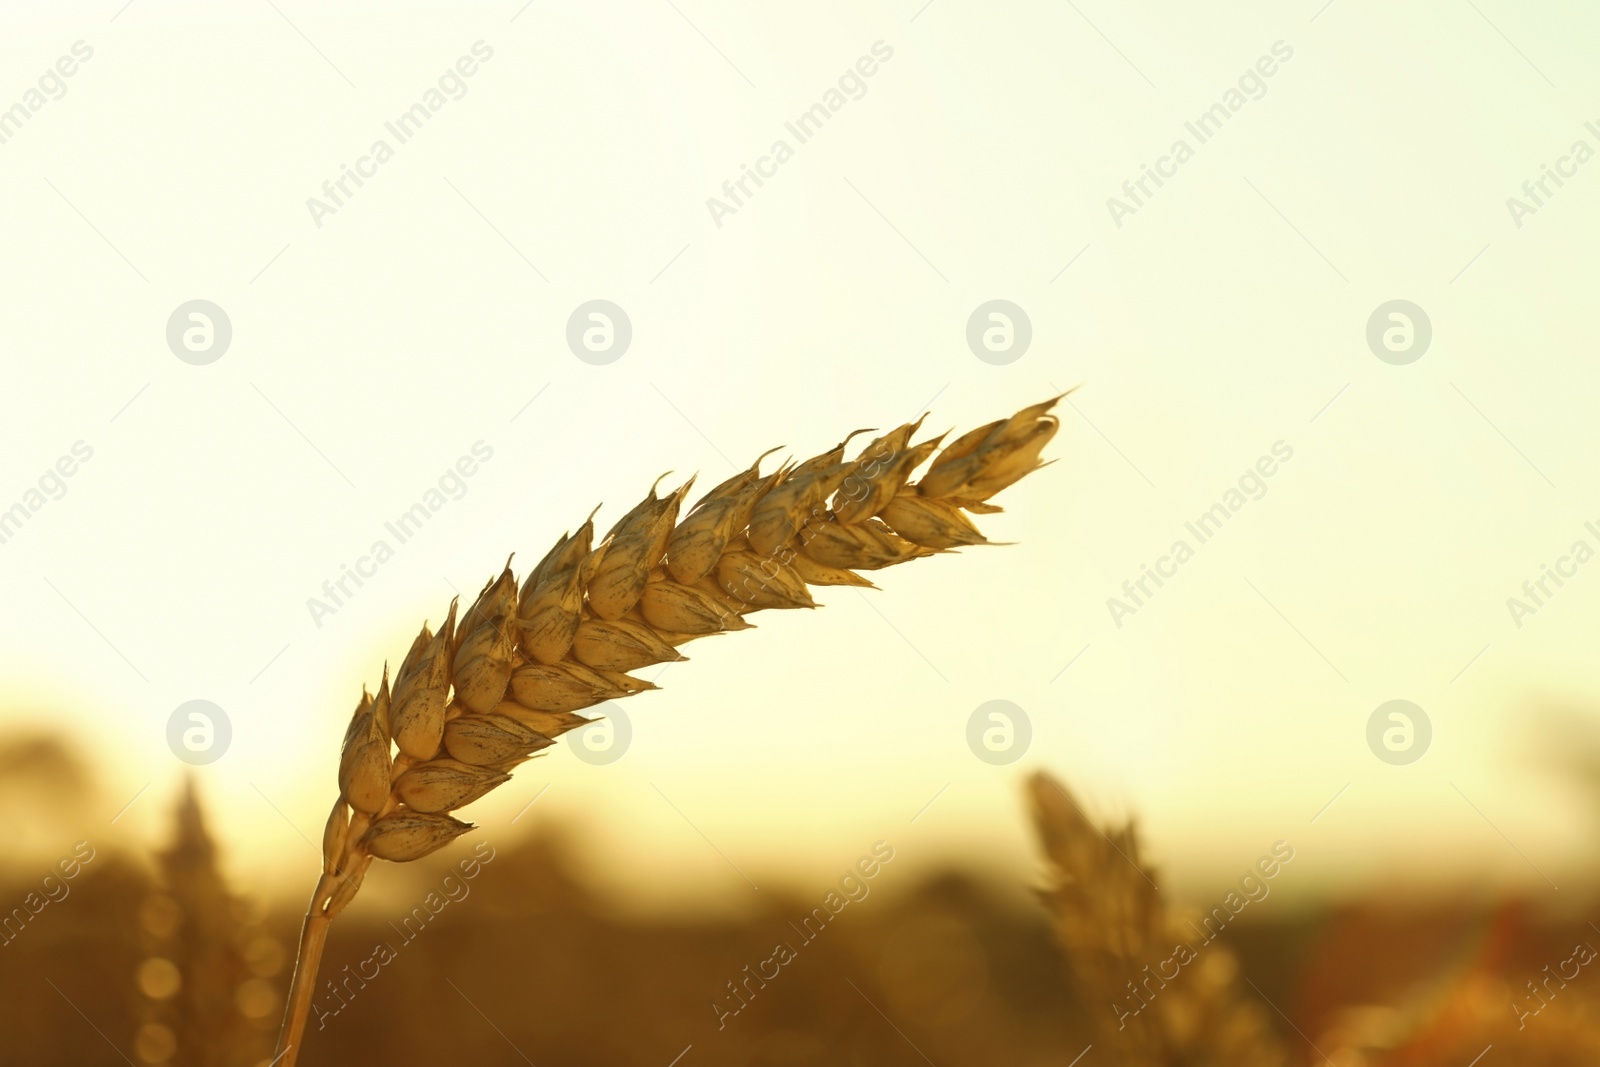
275 873 335 1067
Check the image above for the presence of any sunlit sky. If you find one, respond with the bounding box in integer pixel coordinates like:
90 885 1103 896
3 0 1599 917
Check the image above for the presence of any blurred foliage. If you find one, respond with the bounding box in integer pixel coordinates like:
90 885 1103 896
0 731 95 855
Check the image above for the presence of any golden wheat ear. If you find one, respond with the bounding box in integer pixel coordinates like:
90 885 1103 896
272 398 1060 1063
1027 772 1290 1067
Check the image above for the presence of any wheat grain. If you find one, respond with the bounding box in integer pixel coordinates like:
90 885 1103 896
272 397 1061 1064
1027 772 1288 1067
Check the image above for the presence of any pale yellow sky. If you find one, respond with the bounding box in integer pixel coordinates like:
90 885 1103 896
2 0 1599 916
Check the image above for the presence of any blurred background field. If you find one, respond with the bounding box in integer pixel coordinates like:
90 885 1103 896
6 728 1600 1067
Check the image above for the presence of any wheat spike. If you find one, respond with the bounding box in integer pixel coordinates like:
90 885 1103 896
272 397 1061 1063
1027 772 1288 1067
137 779 279 1067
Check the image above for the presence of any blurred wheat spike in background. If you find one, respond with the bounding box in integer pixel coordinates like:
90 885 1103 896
136 778 280 1067
1028 772 1288 1067
274 397 1061 1063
